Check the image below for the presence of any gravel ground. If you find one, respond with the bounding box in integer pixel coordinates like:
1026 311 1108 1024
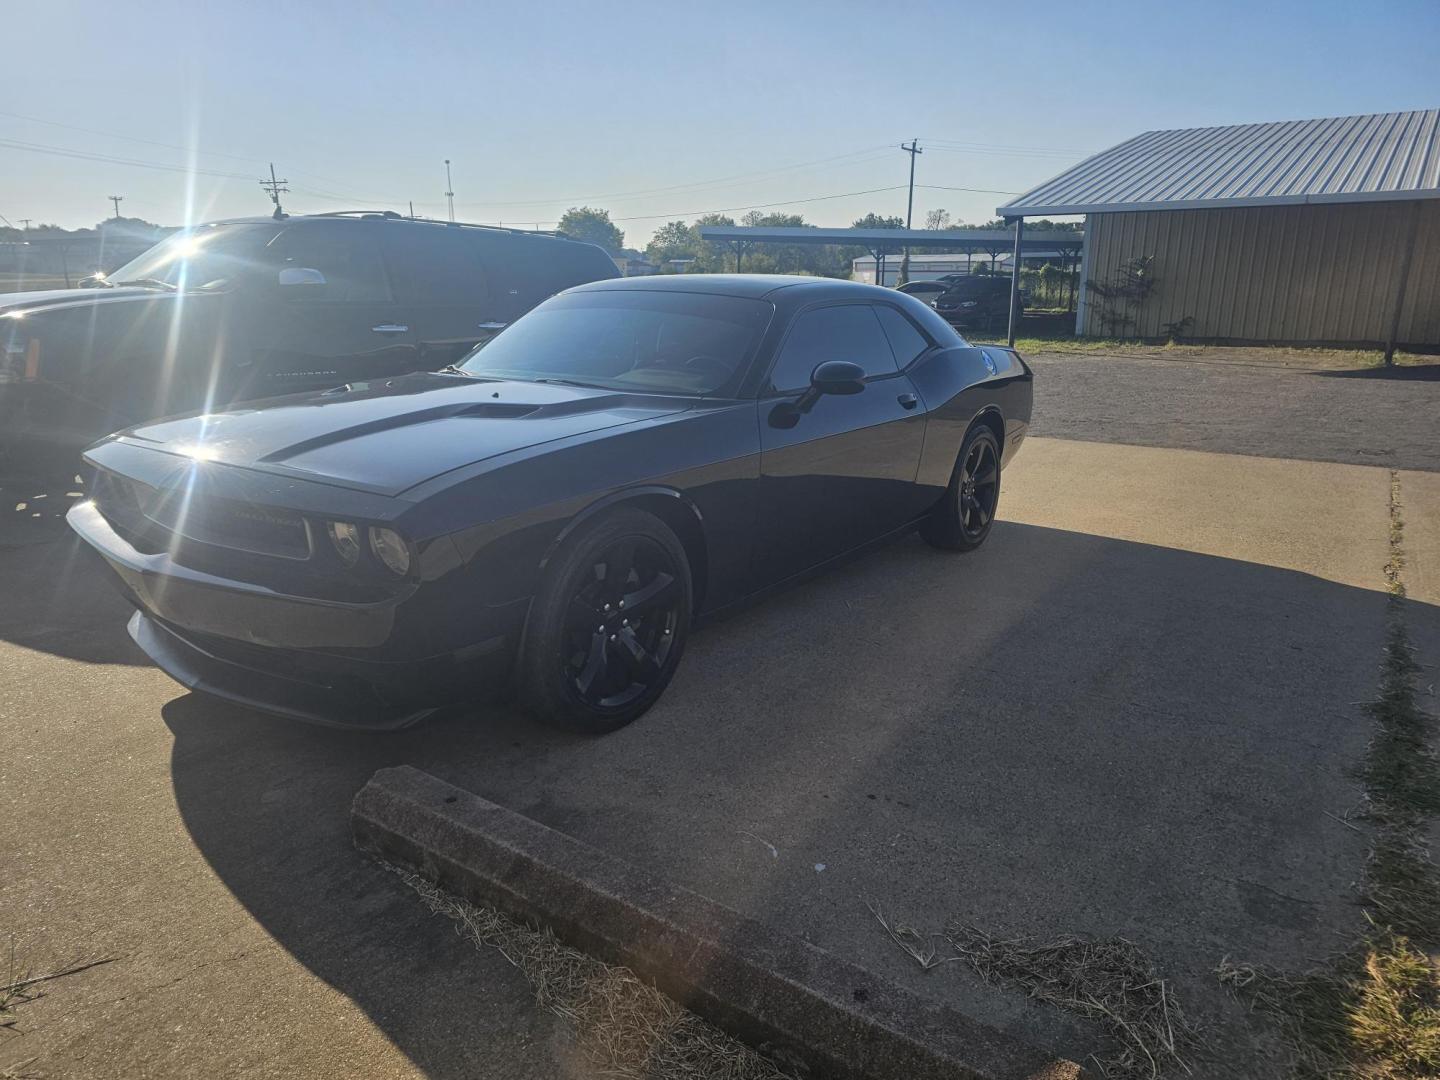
1025 350 1440 472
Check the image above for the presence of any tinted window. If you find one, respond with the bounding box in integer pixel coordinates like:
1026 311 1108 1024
272 225 391 303
107 224 281 291
460 290 772 396
385 228 488 305
768 304 897 392
874 305 931 367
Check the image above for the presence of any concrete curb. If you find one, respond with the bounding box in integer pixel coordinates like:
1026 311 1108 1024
352 765 1084 1080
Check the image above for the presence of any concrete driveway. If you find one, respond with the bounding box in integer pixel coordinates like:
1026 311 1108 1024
2 353 1437 1078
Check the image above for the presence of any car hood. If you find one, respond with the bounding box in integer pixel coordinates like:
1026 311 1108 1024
112 372 694 497
0 286 176 316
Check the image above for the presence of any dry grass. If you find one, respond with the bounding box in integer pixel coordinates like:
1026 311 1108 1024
866 901 1195 1079
389 866 795 1080
945 926 1195 1080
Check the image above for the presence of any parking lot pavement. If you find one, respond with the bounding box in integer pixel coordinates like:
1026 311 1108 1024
1026 350 1440 472
3 432 1437 1076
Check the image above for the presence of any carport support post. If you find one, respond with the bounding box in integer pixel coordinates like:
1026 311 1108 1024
1384 200 1422 366
1006 216 1024 346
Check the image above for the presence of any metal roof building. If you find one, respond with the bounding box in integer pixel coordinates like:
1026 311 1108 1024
998 110 1440 355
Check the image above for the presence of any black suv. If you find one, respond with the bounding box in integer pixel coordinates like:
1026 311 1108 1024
931 276 1023 329
0 211 618 474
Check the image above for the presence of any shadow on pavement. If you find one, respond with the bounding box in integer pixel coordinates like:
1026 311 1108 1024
0 529 147 666
1315 362 1440 380
0 475 85 549
164 523 1440 1076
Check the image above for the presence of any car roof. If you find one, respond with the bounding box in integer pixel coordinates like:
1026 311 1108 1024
193 213 587 245
569 274 903 302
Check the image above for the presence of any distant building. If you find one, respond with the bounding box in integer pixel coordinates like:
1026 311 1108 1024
1000 110 1440 349
612 250 658 276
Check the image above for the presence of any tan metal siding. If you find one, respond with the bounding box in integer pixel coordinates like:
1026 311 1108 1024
1080 201 1440 346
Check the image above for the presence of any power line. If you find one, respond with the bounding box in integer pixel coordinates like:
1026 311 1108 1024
590 184 914 224
0 109 397 198
0 109 267 165
0 136 257 181
918 184 1021 195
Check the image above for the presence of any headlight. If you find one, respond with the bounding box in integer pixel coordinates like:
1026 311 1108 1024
369 526 411 576
327 520 361 565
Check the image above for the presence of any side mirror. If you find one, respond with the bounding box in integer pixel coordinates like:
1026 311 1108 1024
278 267 327 287
780 360 867 421
810 360 866 396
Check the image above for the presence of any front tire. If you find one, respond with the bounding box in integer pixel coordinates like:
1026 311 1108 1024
517 508 692 733
921 424 1002 552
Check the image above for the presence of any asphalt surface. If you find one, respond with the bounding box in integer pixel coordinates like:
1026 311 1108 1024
1026 350 1440 472
3 351 1439 1078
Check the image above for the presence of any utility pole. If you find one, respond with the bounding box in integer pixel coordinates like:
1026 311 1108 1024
899 139 923 286
259 163 289 219
108 195 124 220
18 218 31 232
444 159 455 222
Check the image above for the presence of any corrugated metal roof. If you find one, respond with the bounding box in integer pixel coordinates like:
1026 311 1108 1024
999 110 1440 217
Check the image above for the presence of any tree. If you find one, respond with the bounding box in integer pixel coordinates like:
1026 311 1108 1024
850 212 906 283
557 206 624 253
646 220 699 267
851 212 904 231
923 208 952 231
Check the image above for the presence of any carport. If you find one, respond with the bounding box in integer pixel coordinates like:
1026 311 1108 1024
997 109 1440 359
697 225 1084 346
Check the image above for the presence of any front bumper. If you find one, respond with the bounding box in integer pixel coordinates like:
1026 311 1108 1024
127 610 508 730
69 499 516 729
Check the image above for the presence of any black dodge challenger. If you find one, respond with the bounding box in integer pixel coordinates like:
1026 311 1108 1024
68 276 1032 733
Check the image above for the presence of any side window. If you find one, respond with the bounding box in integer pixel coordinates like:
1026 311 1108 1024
873 305 932 367
272 225 391 303
384 229 489 306
767 304 897 393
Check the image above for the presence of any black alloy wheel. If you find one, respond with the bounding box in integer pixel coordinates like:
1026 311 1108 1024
562 534 681 710
956 435 1000 540
518 508 692 732
920 424 1002 552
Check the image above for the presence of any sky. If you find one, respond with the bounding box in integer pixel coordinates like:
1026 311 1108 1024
4 0 1438 248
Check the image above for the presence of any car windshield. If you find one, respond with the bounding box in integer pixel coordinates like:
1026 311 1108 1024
106 223 282 291
460 290 774 396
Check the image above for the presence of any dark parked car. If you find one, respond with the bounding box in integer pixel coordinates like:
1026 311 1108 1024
69 276 1032 733
932 276 1023 329
896 280 950 301
0 211 618 475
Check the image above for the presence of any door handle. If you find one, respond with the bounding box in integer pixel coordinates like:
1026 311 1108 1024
371 324 409 333
897 393 919 409
477 321 508 331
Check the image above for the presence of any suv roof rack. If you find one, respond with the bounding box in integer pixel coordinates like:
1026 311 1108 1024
308 210 566 238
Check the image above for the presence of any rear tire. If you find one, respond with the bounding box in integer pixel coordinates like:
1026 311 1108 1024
517 508 692 733
921 424 1001 552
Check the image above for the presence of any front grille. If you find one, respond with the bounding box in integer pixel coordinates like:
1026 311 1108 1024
97 473 312 560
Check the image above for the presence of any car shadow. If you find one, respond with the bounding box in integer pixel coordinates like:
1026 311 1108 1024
164 523 1440 1076
0 473 86 549
0 530 147 666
